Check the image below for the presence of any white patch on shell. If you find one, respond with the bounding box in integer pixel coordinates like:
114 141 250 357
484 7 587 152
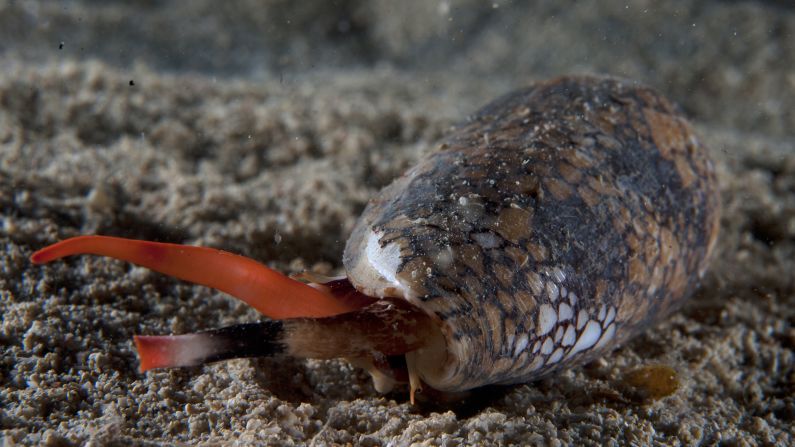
569 292 578 307
554 326 564 343
432 245 454 270
513 334 529 357
548 348 564 364
558 303 573 321
594 323 616 351
528 355 544 372
566 320 602 359
472 232 501 249
598 305 606 322
605 306 616 325
541 337 554 355
552 267 566 283
562 325 576 346
546 281 559 302
528 275 544 296
537 304 557 336
365 230 402 292
576 309 589 330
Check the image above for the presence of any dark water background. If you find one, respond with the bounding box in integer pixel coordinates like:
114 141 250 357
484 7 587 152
2 1 793 138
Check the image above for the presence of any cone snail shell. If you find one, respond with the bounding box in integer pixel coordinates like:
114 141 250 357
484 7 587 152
31 75 720 398
343 75 720 392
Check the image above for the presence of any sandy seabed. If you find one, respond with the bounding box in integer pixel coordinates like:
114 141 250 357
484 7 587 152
1 1 794 445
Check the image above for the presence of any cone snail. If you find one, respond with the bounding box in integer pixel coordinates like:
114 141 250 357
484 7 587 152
31 75 720 402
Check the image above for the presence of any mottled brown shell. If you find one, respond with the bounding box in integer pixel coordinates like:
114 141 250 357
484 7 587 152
344 75 720 392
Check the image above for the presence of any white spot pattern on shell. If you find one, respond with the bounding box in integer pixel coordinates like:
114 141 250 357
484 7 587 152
594 323 616 351
566 320 602 359
472 232 502 249
554 326 564 343
365 230 403 294
576 309 589 330
562 325 576 346
605 306 616 325
558 303 573 321
546 281 559 302
537 304 557 336
541 337 554 355
552 267 566 284
548 348 564 364
513 334 529 357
